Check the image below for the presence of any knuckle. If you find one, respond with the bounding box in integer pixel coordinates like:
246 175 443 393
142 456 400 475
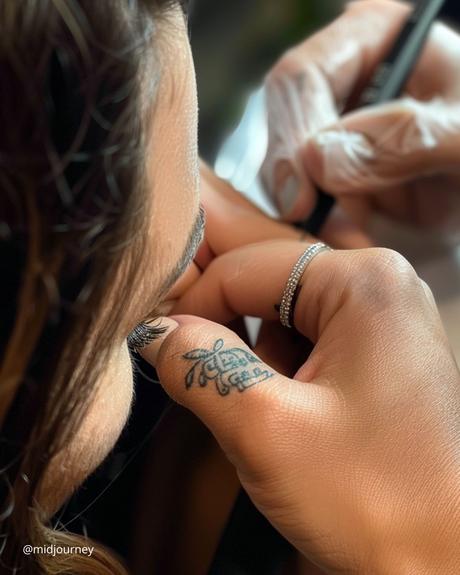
369 247 414 276
351 248 419 306
395 98 423 130
378 98 432 157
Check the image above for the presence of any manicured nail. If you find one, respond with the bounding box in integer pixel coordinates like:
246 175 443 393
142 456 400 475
278 174 300 217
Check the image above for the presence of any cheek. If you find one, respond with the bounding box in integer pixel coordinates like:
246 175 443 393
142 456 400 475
146 36 200 287
92 342 134 452
39 343 134 515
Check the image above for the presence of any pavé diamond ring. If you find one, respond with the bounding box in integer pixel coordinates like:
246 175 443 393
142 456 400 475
279 242 333 329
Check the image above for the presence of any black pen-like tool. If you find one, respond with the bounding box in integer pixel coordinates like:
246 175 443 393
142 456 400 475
300 0 447 235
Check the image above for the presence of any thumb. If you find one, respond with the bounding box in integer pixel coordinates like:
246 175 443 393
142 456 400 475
140 315 323 473
304 98 460 194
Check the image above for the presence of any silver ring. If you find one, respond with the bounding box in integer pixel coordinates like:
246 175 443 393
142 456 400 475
279 242 332 328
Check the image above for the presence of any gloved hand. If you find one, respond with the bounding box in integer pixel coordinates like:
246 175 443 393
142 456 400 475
262 0 460 232
142 242 460 574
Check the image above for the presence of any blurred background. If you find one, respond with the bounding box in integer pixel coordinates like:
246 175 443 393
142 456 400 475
189 0 460 161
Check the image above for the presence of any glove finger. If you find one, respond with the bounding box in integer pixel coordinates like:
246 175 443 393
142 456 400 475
305 99 460 193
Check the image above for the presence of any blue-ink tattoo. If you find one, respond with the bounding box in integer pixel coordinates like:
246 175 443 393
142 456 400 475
183 339 273 396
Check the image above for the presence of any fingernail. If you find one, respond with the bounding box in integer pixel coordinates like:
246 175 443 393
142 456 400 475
139 317 179 366
278 174 300 216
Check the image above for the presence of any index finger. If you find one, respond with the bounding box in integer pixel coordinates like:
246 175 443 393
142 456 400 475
171 240 337 343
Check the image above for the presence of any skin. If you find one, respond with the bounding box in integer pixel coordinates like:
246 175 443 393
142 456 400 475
41 6 201 511
40 3 340 514
40 1 340 515
164 162 373 314
37 2 460 573
143 242 460 575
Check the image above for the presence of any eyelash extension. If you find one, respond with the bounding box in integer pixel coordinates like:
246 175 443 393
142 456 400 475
127 320 167 352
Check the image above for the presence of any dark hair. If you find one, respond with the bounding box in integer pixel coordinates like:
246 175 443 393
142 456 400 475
0 0 176 572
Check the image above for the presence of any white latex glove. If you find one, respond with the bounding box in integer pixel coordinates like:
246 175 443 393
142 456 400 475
262 0 460 231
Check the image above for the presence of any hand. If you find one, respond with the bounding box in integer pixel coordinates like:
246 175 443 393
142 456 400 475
165 162 372 310
142 242 460 574
262 0 460 233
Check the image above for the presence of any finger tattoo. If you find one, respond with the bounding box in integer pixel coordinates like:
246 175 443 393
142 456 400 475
182 339 273 396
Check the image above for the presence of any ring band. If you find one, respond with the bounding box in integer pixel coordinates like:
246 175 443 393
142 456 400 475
279 242 332 328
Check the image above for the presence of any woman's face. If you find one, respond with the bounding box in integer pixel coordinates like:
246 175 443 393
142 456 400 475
40 6 201 511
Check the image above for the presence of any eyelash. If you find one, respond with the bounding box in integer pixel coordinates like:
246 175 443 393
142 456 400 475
127 320 167 352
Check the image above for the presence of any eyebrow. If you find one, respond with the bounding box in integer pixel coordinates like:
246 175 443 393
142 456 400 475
160 205 205 295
